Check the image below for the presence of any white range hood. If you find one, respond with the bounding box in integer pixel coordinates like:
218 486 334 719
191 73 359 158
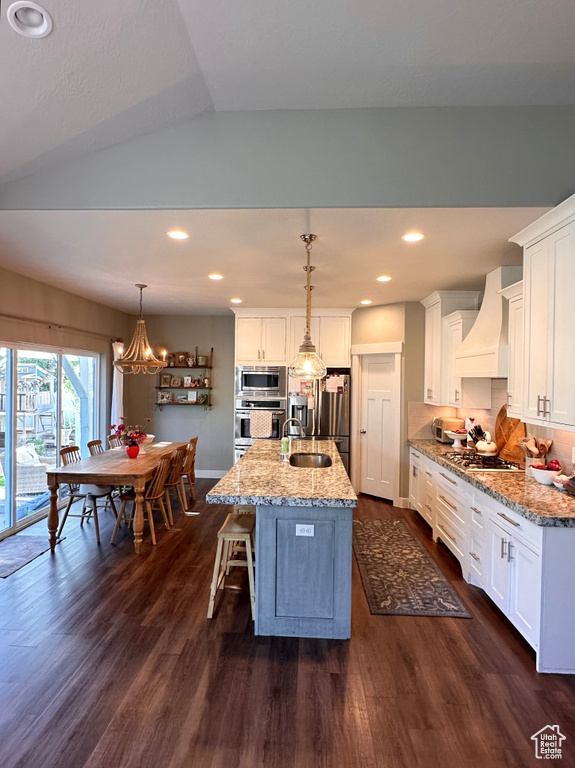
454 266 522 378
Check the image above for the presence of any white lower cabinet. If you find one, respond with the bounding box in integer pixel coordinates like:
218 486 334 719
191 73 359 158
409 448 575 672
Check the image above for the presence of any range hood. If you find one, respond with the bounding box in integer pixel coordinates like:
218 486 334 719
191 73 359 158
454 266 522 378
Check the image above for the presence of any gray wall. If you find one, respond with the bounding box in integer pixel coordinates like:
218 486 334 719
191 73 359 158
2 107 575 210
0 265 130 439
124 314 234 474
352 302 425 499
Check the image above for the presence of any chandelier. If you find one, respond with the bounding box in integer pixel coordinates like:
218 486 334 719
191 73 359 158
288 234 327 380
114 284 167 375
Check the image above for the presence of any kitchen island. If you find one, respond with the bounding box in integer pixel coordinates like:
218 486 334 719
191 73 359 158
207 439 357 639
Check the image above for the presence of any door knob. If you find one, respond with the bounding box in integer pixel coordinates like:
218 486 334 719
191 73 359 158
360 429 366 434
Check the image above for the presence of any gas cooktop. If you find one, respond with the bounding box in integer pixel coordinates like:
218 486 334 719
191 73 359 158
442 451 522 472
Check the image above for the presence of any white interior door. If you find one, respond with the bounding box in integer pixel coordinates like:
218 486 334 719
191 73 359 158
359 354 397 500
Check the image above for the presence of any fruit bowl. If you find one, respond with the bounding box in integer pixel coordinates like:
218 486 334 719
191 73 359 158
445 430 467 451
553 474 570 491
531 466 557 485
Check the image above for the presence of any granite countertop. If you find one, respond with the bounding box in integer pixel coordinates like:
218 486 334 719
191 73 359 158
206 439 358 508
408 439 575 527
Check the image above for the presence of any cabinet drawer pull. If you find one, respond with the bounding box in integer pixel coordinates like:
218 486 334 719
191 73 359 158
497 511 520 528
501 537 508 559
543 397 551 417
425 504 432 512
258 349 261 360
439 472 457 485
437 523 456 544
438 494 457 512
470 506 482 516
507 541 514 562
537 394 543 416
455 389 460 402
426 471 433 478
469 552 480 562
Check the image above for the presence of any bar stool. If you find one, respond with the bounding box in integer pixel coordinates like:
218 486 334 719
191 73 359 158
207 512 255 620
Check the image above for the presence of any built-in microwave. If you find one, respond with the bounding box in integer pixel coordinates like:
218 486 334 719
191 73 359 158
235 366 286 397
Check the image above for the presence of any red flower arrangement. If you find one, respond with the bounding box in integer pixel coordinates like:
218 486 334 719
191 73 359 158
110 417 151 446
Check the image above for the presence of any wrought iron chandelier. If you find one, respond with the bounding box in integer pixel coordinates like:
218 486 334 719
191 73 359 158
114 284 167 375
288 234 327 380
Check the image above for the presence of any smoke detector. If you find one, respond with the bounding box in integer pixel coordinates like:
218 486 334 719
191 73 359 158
7 2 53 38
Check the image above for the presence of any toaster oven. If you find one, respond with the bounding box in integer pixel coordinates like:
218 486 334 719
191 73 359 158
431 417 465 443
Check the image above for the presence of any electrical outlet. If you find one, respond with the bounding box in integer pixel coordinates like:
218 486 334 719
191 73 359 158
571 447 575 466
296 524 314 537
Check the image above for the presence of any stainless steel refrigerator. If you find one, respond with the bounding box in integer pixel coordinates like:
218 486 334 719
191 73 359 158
287 374 350 473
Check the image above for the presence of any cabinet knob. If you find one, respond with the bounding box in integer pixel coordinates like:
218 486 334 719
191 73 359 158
360 429 366 434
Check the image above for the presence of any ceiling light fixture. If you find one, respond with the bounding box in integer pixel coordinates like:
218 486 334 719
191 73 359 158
377 275 392 282
167 230 189 240
114 284 167 375
7 1 53 38
288 234 326 381
402 232 425 242
360 300 373 305
230 298 242 304
209 273 223 280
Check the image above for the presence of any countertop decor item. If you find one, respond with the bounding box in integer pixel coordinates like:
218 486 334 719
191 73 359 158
476 431 498 455
113 285 167 375
445 430 466 451
531 466 557 485
110 417 151 447
494 404 527 467
288 234 327 380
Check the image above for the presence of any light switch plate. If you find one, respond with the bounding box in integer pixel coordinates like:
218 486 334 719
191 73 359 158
296 524 314 537
572 447 575 466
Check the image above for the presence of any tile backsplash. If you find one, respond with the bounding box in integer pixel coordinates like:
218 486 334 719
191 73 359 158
408 378 575 473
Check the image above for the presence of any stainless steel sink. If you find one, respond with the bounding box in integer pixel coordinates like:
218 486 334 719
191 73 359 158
289 452 332 468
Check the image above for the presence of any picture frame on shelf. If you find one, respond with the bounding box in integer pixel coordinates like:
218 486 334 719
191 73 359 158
188 390 197 403
174 352 189 367
158 390 173 404
183 376 192 388
160 373 172 387
170 376 183 388
186 356 196 367
197 393 207 405
176 394 188 403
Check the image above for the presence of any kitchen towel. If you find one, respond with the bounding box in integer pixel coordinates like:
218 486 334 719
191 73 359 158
250 410 273 439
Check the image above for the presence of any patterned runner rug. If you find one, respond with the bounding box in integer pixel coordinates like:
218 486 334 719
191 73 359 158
0 535 55 578
353 519 471 618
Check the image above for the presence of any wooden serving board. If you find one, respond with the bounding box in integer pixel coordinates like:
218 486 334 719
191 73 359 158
494 404 526 467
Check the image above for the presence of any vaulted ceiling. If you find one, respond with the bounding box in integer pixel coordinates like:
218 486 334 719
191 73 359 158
0 0 574 185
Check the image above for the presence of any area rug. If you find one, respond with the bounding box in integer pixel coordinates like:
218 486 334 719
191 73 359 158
0 535 55 578
353 519 471 618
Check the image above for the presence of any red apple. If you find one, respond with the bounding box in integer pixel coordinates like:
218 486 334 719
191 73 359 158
547 459 562 472
532 464 547 470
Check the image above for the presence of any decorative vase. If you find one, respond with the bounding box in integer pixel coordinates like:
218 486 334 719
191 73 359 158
126 443 139 459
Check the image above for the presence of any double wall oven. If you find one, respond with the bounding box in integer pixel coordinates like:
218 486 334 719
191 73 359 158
234 367 286 464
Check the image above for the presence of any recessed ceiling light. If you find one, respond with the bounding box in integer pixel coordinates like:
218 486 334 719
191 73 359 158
209 273 223 280
7 2 53 38
167 230 188 240
377 275 392 282
402 232 425 242
230 298 242 304
360 300 373 305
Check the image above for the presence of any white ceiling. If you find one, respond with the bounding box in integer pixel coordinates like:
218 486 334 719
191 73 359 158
0 0 574 184
0 207 548 315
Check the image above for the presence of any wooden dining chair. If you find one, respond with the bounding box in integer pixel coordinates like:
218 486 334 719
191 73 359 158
110 455 171 546
57 446 117 544
87 439 104 456
180 437 198 516
108 434 122 449
163 445 188 526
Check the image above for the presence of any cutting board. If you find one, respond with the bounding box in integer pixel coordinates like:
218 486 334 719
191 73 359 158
494 404 526 467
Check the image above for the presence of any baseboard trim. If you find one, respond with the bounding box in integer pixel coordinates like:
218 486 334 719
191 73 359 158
394 496 412 509
195 470 227 479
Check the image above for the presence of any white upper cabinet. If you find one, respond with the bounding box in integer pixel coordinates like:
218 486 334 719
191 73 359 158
443 311 491 410
235 309 352 368
236 316 287 365
420 292 482 406
512 203 575 430
499 281 523 418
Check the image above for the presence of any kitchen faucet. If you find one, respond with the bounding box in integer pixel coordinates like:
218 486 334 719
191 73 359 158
282 418 305 438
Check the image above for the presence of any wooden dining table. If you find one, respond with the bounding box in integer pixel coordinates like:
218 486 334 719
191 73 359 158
46 442 185 554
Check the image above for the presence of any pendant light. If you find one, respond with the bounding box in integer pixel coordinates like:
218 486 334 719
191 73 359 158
288 234 327 380
114 284 167 375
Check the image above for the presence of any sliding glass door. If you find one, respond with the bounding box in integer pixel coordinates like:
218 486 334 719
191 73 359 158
0 344 98 539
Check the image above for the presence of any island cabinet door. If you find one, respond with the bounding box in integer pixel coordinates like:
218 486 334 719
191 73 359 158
255 506 353 640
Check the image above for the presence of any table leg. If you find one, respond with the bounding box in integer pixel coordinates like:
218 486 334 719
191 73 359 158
48 483 59 552
133 482 146 554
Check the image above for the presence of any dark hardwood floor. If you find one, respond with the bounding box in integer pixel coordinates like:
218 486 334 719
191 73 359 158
0 482 574 768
